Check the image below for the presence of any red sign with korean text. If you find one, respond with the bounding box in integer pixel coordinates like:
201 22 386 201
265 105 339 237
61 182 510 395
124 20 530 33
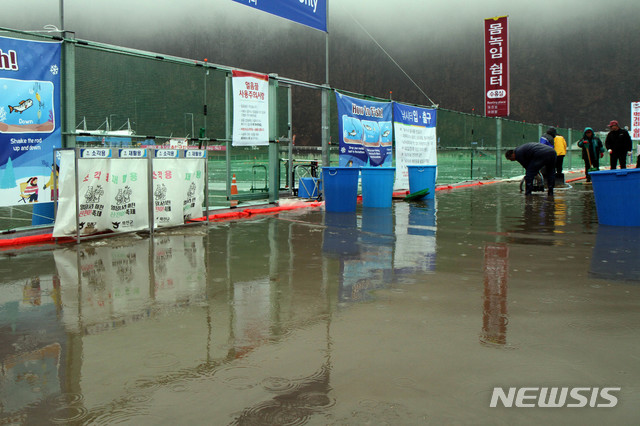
484 16 509 117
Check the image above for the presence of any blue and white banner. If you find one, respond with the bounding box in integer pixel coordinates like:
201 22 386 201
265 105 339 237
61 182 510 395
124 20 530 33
0 36 61 206
392 102 437 189
335 92 393 167
232 0 327 32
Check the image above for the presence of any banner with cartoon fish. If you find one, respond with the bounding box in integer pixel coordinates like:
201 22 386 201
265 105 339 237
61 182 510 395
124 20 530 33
0 36 61 207
335 92 393 167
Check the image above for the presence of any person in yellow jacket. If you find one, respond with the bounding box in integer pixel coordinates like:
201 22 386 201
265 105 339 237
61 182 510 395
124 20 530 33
553 129 567 177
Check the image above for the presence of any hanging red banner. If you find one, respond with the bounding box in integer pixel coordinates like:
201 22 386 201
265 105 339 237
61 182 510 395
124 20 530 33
484 16 509 117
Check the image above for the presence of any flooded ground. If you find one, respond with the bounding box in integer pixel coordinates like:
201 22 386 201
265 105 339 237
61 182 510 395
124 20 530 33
1 181 639 425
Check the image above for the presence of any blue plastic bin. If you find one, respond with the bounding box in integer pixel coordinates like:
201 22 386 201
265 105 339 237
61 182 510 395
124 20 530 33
298 177 320 198
361 167 395 208
589 169 640 226
322 167 360 212
31 202 55 225
407 165 437 199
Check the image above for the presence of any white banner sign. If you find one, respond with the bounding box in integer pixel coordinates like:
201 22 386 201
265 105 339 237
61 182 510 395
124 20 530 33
153 158 205 227
232 70 269 146
53 153 149 237
631 101 640 140
392 103 437 190
53 150 206 237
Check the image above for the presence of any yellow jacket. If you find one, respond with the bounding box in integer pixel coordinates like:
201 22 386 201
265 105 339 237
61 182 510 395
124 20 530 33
554 135 567 156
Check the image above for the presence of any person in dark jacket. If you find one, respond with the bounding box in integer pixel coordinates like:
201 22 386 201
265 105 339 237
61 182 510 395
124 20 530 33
540 127 556 148
505 142 557 195
577 127 605 182
605 120 632 169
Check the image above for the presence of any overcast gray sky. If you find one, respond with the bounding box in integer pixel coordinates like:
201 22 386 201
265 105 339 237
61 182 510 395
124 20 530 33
3 0 638 128
2 0 629 36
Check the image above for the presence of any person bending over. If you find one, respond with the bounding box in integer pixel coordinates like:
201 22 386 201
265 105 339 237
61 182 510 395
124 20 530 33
505 142 557 196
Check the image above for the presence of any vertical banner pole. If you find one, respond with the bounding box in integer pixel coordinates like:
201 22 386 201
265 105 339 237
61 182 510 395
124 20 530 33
321 6 330 168
148 149 154 236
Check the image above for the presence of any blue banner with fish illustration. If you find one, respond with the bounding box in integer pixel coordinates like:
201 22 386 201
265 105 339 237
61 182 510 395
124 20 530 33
0 36 61 207
232 0 327 32
335 92 393 167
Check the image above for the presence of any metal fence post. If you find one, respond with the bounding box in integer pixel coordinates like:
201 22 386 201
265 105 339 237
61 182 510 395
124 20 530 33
268 75 279 204
496 117 503 177
62 32 76 149
567 128 573 170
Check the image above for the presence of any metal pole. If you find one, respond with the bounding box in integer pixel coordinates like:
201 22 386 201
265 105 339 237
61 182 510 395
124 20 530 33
148 149 154 236
225 74 232 200
567 128 573 170
496 117 503 177
287 86 293 193
268 75 279 203
321 1 330 168
59 0 64 31
74 147 80 243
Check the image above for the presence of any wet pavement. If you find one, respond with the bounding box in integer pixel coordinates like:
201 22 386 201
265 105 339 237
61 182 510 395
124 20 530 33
1 182 639 425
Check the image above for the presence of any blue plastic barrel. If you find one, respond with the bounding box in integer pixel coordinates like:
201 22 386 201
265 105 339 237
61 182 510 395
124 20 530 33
407 165 437 199
361 167 395 208
31 202 55 226
589 169 640 226
298 177 320 198
322 167 360 212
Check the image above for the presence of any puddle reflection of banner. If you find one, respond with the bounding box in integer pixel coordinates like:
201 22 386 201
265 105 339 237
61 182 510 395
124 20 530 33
480 243 509 346
393 202 437 276
1 343 61 413
54 234 207 334
0 36 61 206
153 234 207 304
0 274 63 413
233 278 273 357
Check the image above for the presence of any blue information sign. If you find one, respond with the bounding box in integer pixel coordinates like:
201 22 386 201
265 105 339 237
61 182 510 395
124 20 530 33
232 0 327 32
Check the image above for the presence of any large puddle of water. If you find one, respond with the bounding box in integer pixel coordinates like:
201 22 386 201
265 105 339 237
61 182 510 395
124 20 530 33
1 182 639 424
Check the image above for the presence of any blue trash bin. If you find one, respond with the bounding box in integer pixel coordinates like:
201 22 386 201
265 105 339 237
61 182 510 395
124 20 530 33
322 167 360 212
298 177 320 198
407 165 437 199
589 169 640 226
31 202 55 226
361 167 395 208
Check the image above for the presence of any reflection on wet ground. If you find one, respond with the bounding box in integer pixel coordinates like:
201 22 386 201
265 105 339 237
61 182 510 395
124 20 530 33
1 182 640 424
